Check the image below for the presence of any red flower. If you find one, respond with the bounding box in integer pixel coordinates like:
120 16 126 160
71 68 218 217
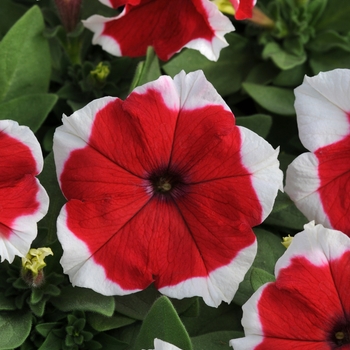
230 221 350 349
53 71 282 307
0 120 49 263
285 69 350 236
83 0 235 61
230 0 256 20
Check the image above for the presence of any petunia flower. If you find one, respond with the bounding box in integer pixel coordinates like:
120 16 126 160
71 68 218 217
53 70 282 307
230 221 350 349
0 120 49 263
285 69 350 236
144 338 182 350
83 0 235 61
229 0 257 20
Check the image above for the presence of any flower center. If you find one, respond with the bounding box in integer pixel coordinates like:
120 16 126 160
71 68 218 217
147 168 186 198
331 322 350 347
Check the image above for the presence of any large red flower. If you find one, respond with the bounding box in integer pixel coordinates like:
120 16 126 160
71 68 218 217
53 70 282 307
230 221 350 349
0 120 49 263
285 69 350 236
83 0 235 61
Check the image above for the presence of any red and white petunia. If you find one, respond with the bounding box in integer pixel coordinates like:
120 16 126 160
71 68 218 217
229 0 256 19
285 69 350 236
83 0 235 61
144 338 182 350
53 70 282 307
230 221 350 349
0 120 49 263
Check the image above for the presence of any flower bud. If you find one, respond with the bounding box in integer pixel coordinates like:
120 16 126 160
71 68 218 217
21 247 53 288
54 0 82 32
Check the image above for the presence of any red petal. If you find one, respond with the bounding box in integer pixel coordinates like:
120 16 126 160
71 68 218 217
0 130 37 182
101 0 215 60
316 136 350 235
232 0 255 20
257 257 344 344
0 176 40 239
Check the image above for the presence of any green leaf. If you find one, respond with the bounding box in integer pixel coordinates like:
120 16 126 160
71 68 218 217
0 294 16 311
191 331 243 350
134 296 192 350
0 93 57 132
114 285 196 321
0 6 51 103
272 64 306 87
309 48 350 74
37 152 66 245
0 311 32 349
250 267 275 291
51 286 115 316
182 300 243 337
38 332 62 350
94 333 129 350
242 83 295 116
264 191 308 230
236 114 272 138
308 31 350 53
0 0 26 38
129 47 161 90
315 0 350 32
36 322 58 337
262 42 306 70
87 312 136 332
244 61 279 85
163 33 256 96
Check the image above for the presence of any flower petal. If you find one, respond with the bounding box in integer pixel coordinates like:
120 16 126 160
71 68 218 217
55 70 281 306
230 0 257 20
231 222 350 349
83 0 234 61
0 120 49 262
294 69 350 152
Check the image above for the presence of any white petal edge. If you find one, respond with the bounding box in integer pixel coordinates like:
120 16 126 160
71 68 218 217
53 96 116 187
182 0 235 61
275 221 350 273
284 152 331 229
0 179 49 263
159 238 257 307
57 205 142 295
295 69 350 151
229 284 266 350
238 126 283 222
150 339 183 350
0 119 43 174
132 70 230 113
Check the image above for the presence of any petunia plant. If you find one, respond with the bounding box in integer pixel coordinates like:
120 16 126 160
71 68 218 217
0 0 350 349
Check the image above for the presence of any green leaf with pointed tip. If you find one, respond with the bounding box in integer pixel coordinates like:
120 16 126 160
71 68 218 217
242 83 295 116
192 331 243 350
236 114 272 138
250 267 275 291
0 6 51 103
134 296 192 350
38 332 62 350
87 312 136 332
163 33 256 96
51 286 115 316
0 311 32 349
129 47 161 90
262 42 306 70
36 322 58 338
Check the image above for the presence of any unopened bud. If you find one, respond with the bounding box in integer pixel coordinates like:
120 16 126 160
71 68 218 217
54 0 82 32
